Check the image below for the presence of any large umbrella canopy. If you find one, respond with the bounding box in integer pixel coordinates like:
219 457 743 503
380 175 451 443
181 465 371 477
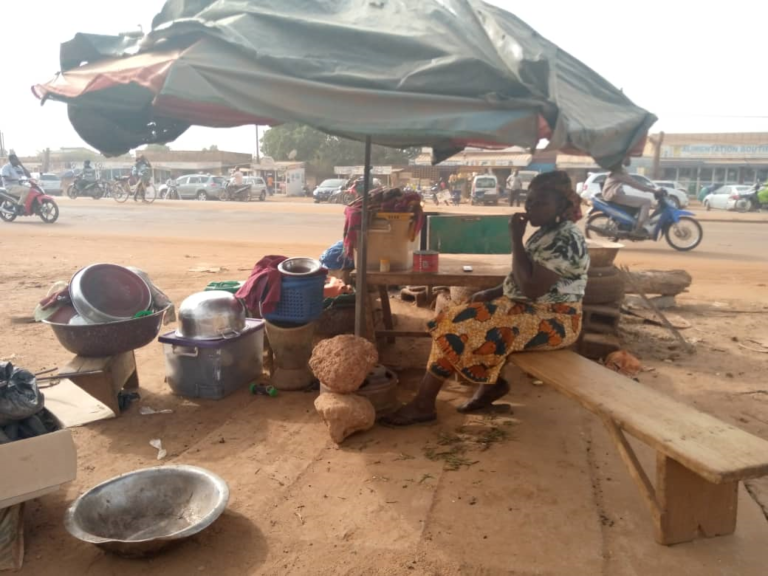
35 0 655 166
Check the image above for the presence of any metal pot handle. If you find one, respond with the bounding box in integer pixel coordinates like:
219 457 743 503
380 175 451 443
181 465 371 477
172 345 199 357
219 329 241 340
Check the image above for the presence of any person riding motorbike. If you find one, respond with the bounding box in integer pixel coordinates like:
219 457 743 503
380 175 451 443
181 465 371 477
602 158 665 238
1 154 32 212
75 160 98 195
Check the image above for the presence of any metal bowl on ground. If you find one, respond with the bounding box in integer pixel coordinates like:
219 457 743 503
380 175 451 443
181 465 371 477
177 291 246 340
70 264 152 324
278 257 322 277
585 239 624 268
64 465 229 558
320 365 399 415
44 307 168 357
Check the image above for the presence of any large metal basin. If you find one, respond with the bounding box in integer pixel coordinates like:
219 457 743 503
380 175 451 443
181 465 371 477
64 465 229 558
44 307 167 357
585 239 624 268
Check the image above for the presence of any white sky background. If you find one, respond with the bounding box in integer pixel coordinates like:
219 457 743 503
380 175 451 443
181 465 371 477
1 0 766 156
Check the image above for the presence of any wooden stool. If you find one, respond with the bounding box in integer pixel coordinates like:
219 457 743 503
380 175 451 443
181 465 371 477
62 352 139 415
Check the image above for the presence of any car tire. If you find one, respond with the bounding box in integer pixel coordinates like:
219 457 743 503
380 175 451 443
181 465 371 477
197 191 208 201
260 191 266 202
583 273 626 305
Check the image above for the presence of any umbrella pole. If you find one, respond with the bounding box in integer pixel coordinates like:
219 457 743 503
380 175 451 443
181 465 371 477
355 136 373 337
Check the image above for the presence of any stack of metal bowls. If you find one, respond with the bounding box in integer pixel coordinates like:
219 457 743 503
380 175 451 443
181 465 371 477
176 291 247 340
70 264 152 324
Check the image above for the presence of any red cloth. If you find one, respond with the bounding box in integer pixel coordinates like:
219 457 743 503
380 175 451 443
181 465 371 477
236 255 288 315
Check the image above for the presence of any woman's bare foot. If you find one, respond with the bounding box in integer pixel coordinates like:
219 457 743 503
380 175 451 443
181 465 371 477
457 378 511 413
381 401 437 426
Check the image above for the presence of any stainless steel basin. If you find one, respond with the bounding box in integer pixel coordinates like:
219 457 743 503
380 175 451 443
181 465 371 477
64 465 229 557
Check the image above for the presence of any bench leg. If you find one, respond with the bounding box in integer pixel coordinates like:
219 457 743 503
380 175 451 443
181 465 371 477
655 455 738 545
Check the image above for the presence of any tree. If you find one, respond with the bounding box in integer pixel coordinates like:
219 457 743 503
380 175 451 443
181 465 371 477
261 124 419 171
202 145 219 152
145 144 171 152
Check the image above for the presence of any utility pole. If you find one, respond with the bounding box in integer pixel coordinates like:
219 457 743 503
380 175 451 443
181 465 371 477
0 131 5 158
651 131 665 180
255 125 261 164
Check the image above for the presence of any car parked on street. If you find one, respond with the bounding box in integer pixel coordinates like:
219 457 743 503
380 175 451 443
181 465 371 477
471 174 500 205
313 178 348 203
702 185 753 211
33 173 63 196
161 174 227 201
580 172 689 208
243 176 268 201
653 180 689 197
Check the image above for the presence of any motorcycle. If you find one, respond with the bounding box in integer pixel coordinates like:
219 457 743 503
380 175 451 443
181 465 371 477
0 179 60 224
161 180 180 200
220 182 252 202
737 182 768 213
585 192 703 251
67 175 104 200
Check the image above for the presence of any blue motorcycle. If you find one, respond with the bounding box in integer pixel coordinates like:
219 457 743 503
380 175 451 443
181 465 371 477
586 193 703 251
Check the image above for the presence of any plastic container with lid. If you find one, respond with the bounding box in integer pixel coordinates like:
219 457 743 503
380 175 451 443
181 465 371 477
158 319 264 399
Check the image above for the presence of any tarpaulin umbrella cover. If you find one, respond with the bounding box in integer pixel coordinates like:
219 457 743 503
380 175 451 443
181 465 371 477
35 0 656 167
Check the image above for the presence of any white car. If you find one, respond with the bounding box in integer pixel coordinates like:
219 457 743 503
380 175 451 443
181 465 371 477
653 180 689 196
580 172 689 208
703 185 753 211
33 173 63 196
243 176 268 201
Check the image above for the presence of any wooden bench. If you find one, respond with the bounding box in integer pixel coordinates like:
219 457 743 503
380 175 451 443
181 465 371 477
511 349 768 545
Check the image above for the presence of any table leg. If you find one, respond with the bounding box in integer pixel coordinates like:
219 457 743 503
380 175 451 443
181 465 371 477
378 285 395 344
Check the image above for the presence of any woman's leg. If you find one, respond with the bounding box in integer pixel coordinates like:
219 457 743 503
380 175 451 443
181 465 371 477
456 378 511 413
383 371 446 425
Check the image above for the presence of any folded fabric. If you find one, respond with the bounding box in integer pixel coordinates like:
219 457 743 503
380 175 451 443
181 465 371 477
236 255 288 315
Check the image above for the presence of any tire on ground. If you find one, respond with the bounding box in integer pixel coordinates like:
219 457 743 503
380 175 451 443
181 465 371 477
583 273 625 305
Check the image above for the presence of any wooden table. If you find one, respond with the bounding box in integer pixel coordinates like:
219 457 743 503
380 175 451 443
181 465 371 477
363 254 509 341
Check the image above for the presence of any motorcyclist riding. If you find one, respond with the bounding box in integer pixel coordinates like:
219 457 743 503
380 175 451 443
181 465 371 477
1 154 32 212
76 160 97 193
602 157 665 238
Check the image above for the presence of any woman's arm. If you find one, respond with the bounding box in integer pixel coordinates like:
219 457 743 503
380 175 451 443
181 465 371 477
510 214 561 300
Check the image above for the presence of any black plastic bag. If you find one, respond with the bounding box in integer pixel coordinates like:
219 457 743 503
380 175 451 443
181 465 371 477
0 362 44 425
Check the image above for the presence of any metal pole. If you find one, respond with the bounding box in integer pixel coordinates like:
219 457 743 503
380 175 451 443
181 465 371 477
255 125 261 163
355 136 373 337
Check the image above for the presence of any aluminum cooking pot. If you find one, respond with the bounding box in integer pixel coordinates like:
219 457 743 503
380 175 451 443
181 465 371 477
177 291 246 340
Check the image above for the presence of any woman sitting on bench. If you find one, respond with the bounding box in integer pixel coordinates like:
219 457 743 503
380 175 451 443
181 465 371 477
386 171 590 425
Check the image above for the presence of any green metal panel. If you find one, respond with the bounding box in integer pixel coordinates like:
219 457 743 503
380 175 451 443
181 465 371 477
427 215 511 254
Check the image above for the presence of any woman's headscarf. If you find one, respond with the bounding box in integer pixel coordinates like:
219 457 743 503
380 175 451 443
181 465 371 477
529 171 583 222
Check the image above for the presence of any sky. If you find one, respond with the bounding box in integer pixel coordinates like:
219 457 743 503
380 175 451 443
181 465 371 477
1 0 766 156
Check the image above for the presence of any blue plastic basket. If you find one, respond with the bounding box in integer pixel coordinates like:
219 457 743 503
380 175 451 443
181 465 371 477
263 274 327 324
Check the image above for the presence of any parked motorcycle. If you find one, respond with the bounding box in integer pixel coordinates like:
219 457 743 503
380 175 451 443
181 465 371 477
161 180 180 200
586 192 702 251
67 175 105 200
0 179 60 224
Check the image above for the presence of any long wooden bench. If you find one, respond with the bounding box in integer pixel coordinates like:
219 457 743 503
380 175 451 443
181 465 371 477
511 349 768 545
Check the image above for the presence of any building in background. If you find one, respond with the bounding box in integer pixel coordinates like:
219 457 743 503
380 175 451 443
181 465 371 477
646 133 768 194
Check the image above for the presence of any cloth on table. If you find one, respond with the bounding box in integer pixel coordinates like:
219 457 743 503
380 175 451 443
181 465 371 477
236 255 288 315
33 281 70 322
426 298 582 385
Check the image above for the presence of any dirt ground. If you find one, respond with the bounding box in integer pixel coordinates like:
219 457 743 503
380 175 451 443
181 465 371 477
2 198 768 575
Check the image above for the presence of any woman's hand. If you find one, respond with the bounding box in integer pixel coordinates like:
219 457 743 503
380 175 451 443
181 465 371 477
510 213 528 245
470 288 500 303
